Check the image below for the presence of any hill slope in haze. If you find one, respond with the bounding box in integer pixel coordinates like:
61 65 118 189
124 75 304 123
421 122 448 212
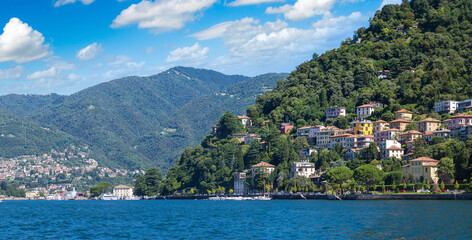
0 93 65 116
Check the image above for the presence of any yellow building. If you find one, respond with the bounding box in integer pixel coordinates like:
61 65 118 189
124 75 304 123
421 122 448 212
351 120 373 136
401 157 439 183
395 109 413 121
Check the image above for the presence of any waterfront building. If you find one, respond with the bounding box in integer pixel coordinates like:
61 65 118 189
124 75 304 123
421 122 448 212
417 118 442 134
374 128 401 146
395 109 413 121
251 162 275 177
434 100 458 114
315 126 339 149
399 130 423 143
278 123 294 134
373 120 388 133
290 160 316 179
379 140 402 160
356 104 375 119
325 106 346 119
389 119 410 131
433 128 451 140
237 115 251 128
113 185 134 199
457 99 472 113
351 120 373 136
297 126 313 137
401 157 439 183
234 172 248 195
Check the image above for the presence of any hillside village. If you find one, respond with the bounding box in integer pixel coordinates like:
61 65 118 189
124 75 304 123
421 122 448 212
0 145 142 197
226 97 472 195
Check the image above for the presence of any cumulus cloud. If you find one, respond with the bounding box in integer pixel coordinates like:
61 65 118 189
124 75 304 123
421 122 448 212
266 0 336 21
0 18 51 63
54 0 95 7
191 12 368 74
27 67 60 80
166 43 209 63
77 42 104 61
111 0 217 33
0 65 25 79
227 0 284 7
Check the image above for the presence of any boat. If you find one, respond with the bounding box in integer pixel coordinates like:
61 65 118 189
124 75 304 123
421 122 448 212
99 193 118 200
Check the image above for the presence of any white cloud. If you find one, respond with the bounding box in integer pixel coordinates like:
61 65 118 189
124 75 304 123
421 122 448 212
77 42 104 61
0 18 51 63
54 0 95 7
379 0 402 9
191 12 368 75
27 67 60 80
111 0 217 33
0 65 25 79
266 0 336 21
102 54 146 79
227 0 284 7
166 43 209 63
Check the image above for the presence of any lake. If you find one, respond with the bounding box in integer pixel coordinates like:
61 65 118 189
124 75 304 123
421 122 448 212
1 200 471 239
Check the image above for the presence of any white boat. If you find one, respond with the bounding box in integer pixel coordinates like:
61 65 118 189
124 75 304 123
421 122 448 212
99 193 118 200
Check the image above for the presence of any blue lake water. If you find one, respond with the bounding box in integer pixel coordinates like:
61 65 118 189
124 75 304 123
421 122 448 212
1 200 471 239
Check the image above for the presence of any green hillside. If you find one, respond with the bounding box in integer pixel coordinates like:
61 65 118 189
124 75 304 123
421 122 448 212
134 73 288 171
160 0 472 194
0 93 64 116
0 108 83 157
29 67 248 170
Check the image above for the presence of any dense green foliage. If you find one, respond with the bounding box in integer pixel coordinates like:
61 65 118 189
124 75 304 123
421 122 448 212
160 0 472 194
134 168 163 196
0 181 26 197
0 108 83 157
90 182 111 197
0 93 64 116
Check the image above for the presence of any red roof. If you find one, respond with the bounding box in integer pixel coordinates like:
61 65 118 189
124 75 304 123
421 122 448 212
376 128 401 133
298 126 313 130
419 118 441 123
252 162 275 168
451 114 472 119
401 164 410 168
356 104 374 108
375 120 387 123
395 109 412 114
400 130 422 135
237 115 250 119
390 119 411 123
410 157 438 162
387 146 404 150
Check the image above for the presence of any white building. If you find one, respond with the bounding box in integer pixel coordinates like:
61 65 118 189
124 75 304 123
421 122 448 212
113 185 134 199
457 99 472 113
379 140 402 160
356 104 375 119
308 125 325 138
290 161 316 179
434 100 458 114
234 172 248 195
237 116 251 128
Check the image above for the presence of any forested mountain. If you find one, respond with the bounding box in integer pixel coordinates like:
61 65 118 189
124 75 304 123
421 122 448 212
0 108 82 157
134 73 288 171
0 93 65 116
161 0 472 194
28 67 249 169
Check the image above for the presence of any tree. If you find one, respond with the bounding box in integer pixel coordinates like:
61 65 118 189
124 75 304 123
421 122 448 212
440 181 445 190
437 157 455 184
90 182 111 198
362 143 378 162
246 105 259 125
334 116 349 129
216 111 244 138
134 168 163 196
354 164 384 192
454 181 459 190
326 167 353 195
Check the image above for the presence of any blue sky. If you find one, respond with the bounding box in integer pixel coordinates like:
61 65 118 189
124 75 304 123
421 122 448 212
0 0 401 95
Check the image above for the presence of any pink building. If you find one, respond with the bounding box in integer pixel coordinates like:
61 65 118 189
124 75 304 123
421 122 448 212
374 128 401 146
447 114 472 129
326 106 346 119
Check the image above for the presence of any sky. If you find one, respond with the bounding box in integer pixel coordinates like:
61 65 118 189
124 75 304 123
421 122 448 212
0 0 402 95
